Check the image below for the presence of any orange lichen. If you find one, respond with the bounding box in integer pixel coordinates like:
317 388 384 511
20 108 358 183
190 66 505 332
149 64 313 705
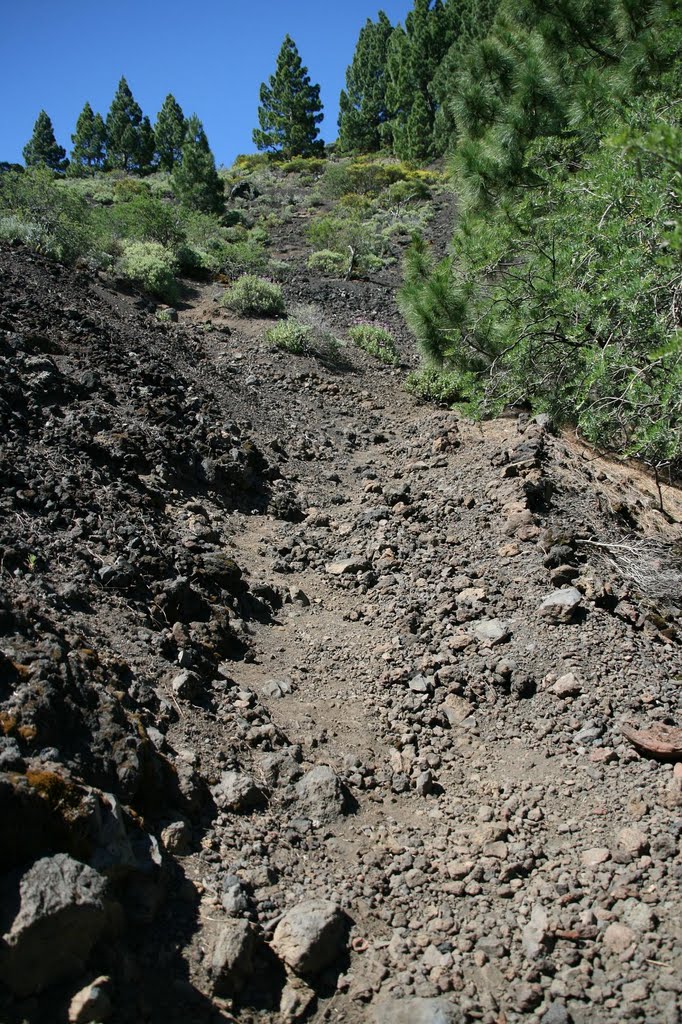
17 724 37 742
0 712 17 735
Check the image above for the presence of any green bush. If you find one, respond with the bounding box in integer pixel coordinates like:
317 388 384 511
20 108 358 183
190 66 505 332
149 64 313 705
307 249 347 276
118 241 180 303
322 160 407 198
405 367 478 406
106 191 185 248
348 323 400 365
383 178 431 206
0 167 98 264
112 178 150 202
0 215 43 247
281 156 326 175
221 274 285 316
265 319 312 354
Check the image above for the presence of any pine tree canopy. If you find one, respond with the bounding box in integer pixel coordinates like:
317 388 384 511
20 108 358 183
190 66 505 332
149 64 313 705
338 11 394 153
252 35 324 158
70 102 107 174
23 110 67 172
172 114 224 214
106 77 144 171
155 94 186 172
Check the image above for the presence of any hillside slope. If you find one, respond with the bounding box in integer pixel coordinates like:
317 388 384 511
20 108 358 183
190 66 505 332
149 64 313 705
0 191 681 1024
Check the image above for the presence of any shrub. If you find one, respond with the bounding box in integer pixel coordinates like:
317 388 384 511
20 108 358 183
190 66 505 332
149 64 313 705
348 324 400 365
112 178 150 202
281 156 326 175
0 167 97 264
383 178 431 206
221 274 285 316
107 191 185 248
0 215 42 247
307 249 347 276
232 153 274 172
404 367 478 406
322 160 406 198
265 319 312 354
118 241 180 303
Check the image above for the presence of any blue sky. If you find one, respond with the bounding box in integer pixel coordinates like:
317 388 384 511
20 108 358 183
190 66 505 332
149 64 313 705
1 0 414 167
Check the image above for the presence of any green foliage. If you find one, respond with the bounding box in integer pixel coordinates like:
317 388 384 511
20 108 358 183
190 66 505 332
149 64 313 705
154 94 186 172
0 167 96 263
253 35 324 158
405 366 479 405
307 210 386 278
0 215 43 248
281 156 326 175
306 249 347 276
221 274 285 316
107 187 185 248
338 11 394 153
399 0 682 469
70 102 106 174
118 241 179 302
105 77 151 172
23 111 67 172
348 323 400 364
172 115 224 214
322 159 407 198
265 319 312 354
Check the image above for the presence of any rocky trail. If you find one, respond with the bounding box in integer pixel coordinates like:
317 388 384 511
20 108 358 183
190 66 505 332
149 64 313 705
0 183 681 1024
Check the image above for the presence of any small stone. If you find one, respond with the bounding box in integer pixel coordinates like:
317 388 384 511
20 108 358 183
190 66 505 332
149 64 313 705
541 1003 570 1024
211 920 256 995
326 557 367 576
372 996 461 1023
211 771 266 813
538 588 582 623
416 770 434 797
280 977 316 1021
551 673 582 698
473 619 511 646
614 826 648 861
622 980 649 1002
522 905 548 958
271 899 346 976
513 982 543 1012
603 922 636 953
581 847 610 868
409 674 432 693
262 678 293 699
171 670 203 701
161 820 192 855
68 976 113 1024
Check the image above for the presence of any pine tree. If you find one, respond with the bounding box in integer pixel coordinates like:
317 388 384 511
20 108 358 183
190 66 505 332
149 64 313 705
70 102 107 174
106 77 144 171
137 116 157 174
253 36 324 158
405 91 433 161
155 94 186 172
172 115 224 214
23 111 67 171
385 0 455 160
338 12 394 153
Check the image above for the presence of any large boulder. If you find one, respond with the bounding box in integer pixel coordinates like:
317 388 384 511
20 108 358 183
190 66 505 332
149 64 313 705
271 899 346 976
211 919 257 995
294 765 348 823
0 854 113 997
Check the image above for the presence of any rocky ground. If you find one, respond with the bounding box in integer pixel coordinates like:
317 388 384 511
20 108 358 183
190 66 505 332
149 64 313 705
0 178 681 1024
